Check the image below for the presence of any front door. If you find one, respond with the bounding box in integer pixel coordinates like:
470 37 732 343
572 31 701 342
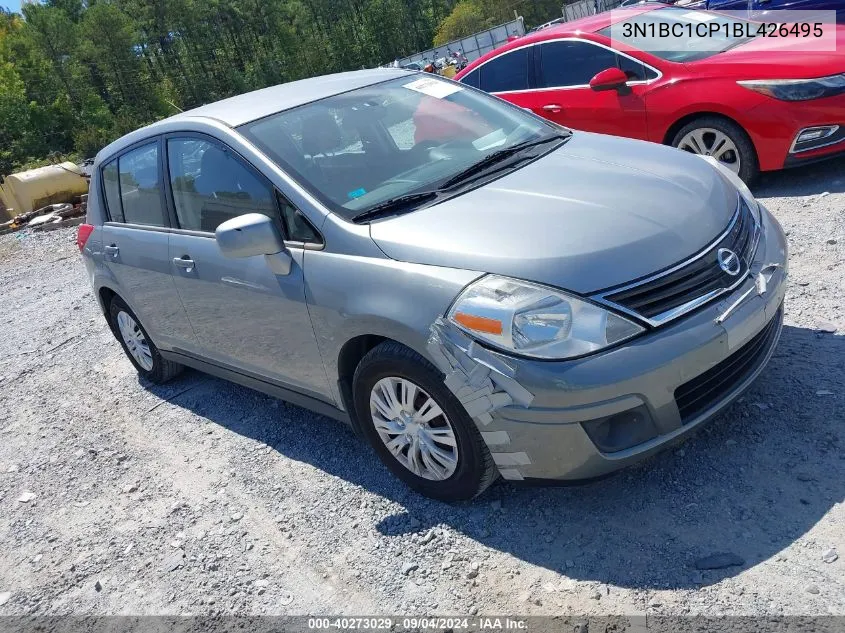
163 135 331 399
510 39 651 140
99 141 195 350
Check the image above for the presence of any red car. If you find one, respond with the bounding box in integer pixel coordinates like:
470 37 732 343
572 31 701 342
454 6 845 182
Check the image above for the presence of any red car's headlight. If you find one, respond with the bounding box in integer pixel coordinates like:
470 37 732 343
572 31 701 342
738 74 845 101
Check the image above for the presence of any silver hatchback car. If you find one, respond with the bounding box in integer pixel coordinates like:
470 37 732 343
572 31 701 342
79 69 787 501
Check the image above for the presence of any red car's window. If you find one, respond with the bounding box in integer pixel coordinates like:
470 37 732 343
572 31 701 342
478 47 530 93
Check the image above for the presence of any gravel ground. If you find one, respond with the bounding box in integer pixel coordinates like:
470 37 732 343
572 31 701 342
0 157 843 617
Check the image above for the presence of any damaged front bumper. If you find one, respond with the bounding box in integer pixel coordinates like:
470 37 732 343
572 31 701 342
431 205 788 483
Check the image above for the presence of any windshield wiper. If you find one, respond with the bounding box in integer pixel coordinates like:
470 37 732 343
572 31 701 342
439 134 568 190
352 190 439 223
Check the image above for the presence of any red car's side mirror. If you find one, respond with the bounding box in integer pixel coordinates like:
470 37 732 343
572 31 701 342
589 67 629 92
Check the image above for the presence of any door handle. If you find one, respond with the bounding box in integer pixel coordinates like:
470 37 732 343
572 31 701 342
172 256 195 272
104 244 119 257
542 104 563 113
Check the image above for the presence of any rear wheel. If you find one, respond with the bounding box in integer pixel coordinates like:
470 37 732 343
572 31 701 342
353 341 498 501
672 116 759 184
109 296 183 384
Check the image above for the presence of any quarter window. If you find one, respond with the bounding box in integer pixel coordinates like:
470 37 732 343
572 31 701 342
101 159 124 223
479 47 529 93
166 138 276 233
619 55 658 81
277 192 322 244
117 143 166 227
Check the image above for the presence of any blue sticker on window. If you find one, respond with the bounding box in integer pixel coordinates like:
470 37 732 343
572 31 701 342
348 188 367 199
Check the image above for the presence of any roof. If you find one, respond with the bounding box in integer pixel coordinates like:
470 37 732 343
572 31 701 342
455 6 656 80
96 67 413 162
535 5 655 37
168 67 411 128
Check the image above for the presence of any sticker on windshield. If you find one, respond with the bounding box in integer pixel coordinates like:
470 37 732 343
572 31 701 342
348 188 367 199
403 77 463 99
681 11 718 21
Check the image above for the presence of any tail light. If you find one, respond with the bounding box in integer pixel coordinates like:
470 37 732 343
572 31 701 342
77 223 94 252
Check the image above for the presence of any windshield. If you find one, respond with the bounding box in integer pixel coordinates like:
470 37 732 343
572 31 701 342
601 8 755 62
237 75 562 220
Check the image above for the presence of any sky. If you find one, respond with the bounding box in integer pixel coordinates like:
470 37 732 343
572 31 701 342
3 0 23 13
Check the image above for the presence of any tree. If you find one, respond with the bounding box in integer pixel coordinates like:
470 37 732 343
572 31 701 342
0 0 469 173
433 1 487 46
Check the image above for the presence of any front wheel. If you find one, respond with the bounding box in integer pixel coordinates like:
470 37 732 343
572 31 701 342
672 116 759 184
353 341 498 501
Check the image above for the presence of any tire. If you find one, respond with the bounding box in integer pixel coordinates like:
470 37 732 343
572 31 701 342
352 341 498 501
671 116 759 185
108 296 183 384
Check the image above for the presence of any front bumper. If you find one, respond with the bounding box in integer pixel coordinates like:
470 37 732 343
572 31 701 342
482 204 788 482
745 94 845 171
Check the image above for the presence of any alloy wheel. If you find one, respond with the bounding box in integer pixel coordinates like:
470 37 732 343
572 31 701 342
369 376 459 481
116 310 154 371
677 127 741 175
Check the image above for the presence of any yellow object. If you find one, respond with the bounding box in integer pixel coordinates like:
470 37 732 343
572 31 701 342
0 162 88 220
440 64 458 79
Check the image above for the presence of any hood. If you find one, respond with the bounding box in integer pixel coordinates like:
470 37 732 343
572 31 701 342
369 132 738 294
692 25 845 79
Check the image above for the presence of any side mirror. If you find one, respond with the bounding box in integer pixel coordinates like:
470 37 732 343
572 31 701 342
589 67 629 92
215 213 292 275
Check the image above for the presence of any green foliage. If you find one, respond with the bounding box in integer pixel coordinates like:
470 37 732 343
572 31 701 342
433 1 487 46
434 0 566 47
0 0 561 174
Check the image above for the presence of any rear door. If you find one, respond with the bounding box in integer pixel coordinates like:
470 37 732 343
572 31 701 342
524 39 652 139
99 140 196 350
163 134 331 399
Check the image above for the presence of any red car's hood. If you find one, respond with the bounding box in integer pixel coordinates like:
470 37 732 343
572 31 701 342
690 24 845 78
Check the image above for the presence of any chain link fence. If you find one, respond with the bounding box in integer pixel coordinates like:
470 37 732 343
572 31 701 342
563 0 625 22
391 18 526 68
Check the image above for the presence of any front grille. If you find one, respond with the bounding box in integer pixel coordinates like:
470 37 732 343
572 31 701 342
674 308 782 424
600 196 759 323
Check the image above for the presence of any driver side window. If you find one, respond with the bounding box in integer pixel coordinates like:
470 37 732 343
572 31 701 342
166 138 276 233
538 40 619 88
538 40 656 88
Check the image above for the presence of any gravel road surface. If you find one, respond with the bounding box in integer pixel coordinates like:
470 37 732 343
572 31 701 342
0 157 843 617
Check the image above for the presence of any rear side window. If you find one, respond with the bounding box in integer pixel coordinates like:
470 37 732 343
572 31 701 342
101 159 124 223
460 69 480 89
166 137 276 233
117 143 166 226
479 47 529 93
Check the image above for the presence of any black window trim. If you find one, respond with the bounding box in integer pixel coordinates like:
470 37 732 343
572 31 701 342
460 37 662 94
99 136 171 229
160 131 324 249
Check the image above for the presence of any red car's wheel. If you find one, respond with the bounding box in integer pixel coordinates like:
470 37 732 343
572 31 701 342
672 116 760 184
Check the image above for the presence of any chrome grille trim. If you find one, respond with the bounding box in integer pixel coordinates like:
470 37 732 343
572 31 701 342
592 195 761 327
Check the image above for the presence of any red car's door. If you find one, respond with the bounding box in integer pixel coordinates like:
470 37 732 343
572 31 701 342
513 39 653 140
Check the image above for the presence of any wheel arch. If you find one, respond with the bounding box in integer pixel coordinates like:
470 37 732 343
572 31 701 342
336 333 429 434
663 111 754 152
96 284 122 338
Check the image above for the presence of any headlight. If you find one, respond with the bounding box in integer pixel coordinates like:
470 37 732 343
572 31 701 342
738 74 845 101
447 275 645 360
698 155 760 223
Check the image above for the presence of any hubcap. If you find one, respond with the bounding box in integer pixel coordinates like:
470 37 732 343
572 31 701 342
369 377 458 481
677 127 741 175
116 311 154 371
